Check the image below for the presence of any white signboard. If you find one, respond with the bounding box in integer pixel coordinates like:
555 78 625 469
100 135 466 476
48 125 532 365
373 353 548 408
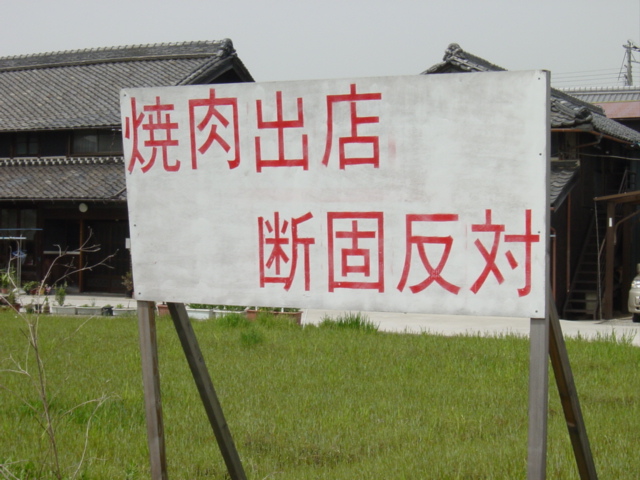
121 71 549 318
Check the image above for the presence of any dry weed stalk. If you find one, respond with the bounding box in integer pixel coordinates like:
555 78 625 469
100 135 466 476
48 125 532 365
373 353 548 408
0 230 118 479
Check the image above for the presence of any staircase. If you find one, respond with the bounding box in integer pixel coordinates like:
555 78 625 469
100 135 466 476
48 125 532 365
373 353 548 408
562 166 633 320
562 215 605 320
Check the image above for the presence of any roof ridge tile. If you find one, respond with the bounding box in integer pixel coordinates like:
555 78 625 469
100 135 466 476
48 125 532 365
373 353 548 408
0 156 124 167
0 37 252 131
0 39 233 71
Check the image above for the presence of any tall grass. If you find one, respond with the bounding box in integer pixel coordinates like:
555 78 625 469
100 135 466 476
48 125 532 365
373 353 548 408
1 311 639 478
318 312 378 332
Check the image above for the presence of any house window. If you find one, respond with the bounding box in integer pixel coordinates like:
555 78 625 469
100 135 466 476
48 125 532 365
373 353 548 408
0 208 37 242
72 129 123 155
0 208 38 282
0 133 11 157
15 132 38 156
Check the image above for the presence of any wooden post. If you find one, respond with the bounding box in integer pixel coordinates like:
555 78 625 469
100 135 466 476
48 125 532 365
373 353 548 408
603 202 616 319
137 301 168 480
528 316 549 480
548 296 598 479
168 302 247 480
78 220 85 292
621 204 633 310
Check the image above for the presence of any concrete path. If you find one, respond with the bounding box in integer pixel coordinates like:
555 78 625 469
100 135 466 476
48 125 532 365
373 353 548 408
42 294 640 347
301 309 640 346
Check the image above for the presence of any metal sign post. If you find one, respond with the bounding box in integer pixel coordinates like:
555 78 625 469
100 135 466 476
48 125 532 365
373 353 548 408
528 315 549 479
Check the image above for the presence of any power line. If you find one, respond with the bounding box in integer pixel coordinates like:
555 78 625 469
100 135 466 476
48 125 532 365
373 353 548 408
549 41 640 88
553 68 620 76
553 73 621 81
551 77 629 87
553 73 623 81
550 61 639 88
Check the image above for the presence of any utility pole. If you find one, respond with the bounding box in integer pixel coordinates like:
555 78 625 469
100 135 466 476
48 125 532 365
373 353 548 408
623 40 640 86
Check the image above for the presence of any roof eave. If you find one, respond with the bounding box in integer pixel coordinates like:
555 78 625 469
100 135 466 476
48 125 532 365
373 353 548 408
178 55 254 85
552 127 640 147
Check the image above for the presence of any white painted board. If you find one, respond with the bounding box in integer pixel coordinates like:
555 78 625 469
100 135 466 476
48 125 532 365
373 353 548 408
121 71 549 318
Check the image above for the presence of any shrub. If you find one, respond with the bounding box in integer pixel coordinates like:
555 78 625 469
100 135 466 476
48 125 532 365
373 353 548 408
54 282 67 306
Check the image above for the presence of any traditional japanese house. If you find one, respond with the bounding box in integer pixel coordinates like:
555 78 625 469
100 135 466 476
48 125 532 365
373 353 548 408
425 44 640 319
0 39 253 293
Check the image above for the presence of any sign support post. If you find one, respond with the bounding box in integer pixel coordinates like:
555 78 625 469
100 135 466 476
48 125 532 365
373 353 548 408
137 300 168 480
528 316 549 480
167 302 247 480
137 301 247 480
547 291 598 479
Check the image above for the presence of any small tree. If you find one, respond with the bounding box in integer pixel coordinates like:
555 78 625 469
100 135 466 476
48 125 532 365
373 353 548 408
54 282 67 307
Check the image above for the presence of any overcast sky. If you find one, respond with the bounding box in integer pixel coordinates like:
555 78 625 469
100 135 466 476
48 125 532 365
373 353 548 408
1 0 639 87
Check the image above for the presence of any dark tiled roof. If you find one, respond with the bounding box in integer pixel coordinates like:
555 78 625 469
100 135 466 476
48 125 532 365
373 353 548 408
425 43 640 145
0 39 253 132
0 157 126 201
550 161 579 208
425 43 508 73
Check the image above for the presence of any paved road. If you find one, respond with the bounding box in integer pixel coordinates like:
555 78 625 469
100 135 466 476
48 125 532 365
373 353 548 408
55 294 640 347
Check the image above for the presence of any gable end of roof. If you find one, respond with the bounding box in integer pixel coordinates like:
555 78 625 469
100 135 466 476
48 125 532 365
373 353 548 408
423 43 507 75
423 43 640 145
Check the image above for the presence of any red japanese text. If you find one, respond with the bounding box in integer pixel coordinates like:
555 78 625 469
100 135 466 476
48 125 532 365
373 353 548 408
322 84 382 169
257 209 540 298
255 91 309 172
258 212 315 290
396 214 461 295
189 88 240 170
125 96 181 173
327 212 385 292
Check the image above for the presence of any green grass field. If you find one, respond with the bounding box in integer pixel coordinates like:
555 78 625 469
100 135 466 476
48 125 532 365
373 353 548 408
1 311 639 479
